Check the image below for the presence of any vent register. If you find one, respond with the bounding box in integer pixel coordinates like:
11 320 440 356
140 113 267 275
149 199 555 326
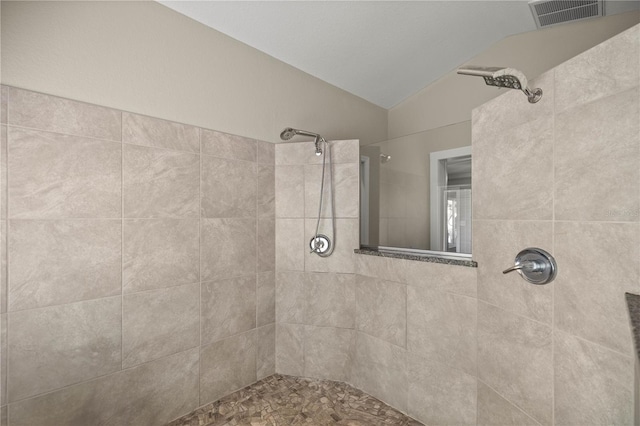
529 0 604 28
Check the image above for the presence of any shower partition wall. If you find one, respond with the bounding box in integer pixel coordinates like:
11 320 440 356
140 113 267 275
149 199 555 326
0 86 276 425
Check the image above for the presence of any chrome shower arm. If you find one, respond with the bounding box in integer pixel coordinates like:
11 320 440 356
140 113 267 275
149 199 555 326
457 65 543 103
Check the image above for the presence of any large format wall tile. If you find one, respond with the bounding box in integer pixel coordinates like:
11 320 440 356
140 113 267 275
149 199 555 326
201 275 256 345
201 129 256 162
275 219 304 271
309 140 360 165
554 331 634 426
407 286 476 375
304 163 359 218
555 87 639 222
122 284 199 368
257 141 275 165
256 271 276 327
200 331 256 405
304 326 354 382
356 275 406 347
123 218 199 293
555 24 639 113
474 220 553 324
123 112 199 153
275 165 304 218
257 165 275 218
1 313 6 406
477 302 553 425
8 128 121 218
472 71 554 143
477 381 541 426
1 220 6 314
201 155 257 218
257 218 275 272
9 220 121 310
1 86 7 124
276 323 304 376
305 272 355 328
408 353 476 426
123 144 199 218
1 125 7 219
201 218 256 281
8 348 199 426
473 115 553 220
275 141 312 165
8 88 121 141
8 297 122 402
355 254 407 283
257 324 276 380
276 271 305 324
353 332 407 413
554 221 639 355
402 259 477 298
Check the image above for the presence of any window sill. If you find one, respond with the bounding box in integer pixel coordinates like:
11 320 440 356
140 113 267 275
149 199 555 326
355 247 477 268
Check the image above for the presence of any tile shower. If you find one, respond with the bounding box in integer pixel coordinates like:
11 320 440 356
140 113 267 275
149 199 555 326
0 22 638 426
0 87 276 425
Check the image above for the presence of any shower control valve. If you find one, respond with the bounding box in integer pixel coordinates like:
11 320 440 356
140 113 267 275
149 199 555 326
502 247 557 285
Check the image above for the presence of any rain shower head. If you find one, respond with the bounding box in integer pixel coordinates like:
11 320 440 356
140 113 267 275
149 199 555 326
279 127 326 155
457 66 543 103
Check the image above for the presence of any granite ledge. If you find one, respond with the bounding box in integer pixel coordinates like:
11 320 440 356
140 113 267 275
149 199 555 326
355 248 477 268
625 292 640 361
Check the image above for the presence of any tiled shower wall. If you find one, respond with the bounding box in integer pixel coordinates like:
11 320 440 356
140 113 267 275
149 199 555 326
0 86 276 425
273 139 480 425
472 23 639 425
275 23 640 426
274 139 361 382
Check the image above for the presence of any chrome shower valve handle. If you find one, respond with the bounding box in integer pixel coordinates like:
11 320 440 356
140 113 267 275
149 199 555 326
502 248 557 285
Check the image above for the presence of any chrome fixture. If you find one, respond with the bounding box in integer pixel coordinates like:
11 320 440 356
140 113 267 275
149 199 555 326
457 66 543 103
380 153 391 163
503 247 557 285
279 127 335 257
309 234 331 255
280 127 325 156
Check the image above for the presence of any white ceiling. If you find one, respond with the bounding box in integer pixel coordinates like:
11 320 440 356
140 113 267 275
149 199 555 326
159 1 639 109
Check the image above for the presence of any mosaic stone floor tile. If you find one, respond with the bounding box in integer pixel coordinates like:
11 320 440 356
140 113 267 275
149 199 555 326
167 374 423 426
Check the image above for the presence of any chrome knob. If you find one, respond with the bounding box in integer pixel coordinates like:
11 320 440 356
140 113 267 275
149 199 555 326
502 248 557 285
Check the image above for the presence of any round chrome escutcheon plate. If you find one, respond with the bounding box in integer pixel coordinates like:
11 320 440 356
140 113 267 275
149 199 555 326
309 234 331 255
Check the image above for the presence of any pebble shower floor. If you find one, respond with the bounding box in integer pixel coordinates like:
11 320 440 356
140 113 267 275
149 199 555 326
167 374 423 425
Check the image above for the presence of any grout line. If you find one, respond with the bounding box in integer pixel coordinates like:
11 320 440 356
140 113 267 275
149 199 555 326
120 113 124 372
198 127 202 405
4 89 10 406
478 379 543 426
551 68 556 426
6 346 200 406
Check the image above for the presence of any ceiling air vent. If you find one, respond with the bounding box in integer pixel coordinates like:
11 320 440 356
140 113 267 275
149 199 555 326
529 0 604 29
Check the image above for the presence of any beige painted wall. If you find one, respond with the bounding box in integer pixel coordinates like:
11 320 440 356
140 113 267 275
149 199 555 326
0 1 387 145
388 11 640 139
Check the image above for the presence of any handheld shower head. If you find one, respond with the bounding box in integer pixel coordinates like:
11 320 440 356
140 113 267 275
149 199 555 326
457 66 543 103
279 127 326 156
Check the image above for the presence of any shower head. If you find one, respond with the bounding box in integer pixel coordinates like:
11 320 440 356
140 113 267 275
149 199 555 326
380 153 391 163
280 127 298 141
457 66 543 103
279 127 326 155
